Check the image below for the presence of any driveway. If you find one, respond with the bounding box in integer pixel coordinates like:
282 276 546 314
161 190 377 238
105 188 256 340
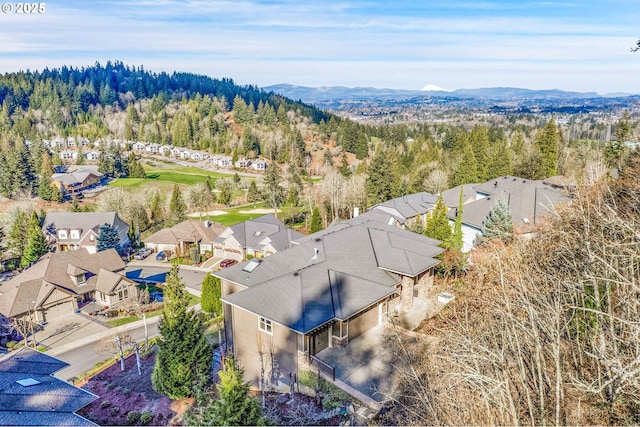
36 312 110 351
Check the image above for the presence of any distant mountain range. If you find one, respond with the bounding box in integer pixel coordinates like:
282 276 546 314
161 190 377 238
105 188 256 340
263 84 635 104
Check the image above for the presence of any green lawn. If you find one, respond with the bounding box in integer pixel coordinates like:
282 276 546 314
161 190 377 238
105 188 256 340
108 164 256 191
105 292 200 327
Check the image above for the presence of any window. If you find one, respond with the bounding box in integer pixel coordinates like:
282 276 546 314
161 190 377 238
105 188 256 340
258 317 272 334
118 287 129 301
70 229 81 239
97 291 106 302
58 230 68 239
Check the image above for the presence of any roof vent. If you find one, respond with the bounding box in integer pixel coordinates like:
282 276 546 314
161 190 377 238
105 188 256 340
293 271 299 276
314 237 321 242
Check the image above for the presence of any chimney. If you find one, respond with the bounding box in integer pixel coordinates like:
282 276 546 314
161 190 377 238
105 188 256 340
353 207 359 218
204 220 211 228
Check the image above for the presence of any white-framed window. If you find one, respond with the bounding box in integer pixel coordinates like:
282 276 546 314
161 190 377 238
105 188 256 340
97 291 106 302
70 229 81 239
258 317 272 334
118 287 129 301
58 230 68 239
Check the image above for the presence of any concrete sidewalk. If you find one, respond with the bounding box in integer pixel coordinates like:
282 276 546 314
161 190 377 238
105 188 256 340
47 315 161 357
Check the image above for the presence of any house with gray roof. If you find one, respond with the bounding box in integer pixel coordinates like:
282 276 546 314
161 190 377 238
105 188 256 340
0 248 137 325
43 212 130 254
441 176 572 251
213 214 304 261
368 192 439 228
214 218 442 388
0 346 97 426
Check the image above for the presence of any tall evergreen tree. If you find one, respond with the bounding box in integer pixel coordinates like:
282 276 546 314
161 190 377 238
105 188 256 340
310 206 322 233
152 265 212 399
21 211 49 268
201 273 221 315
262 164 285 216
479 198 514 244
451 142 478 187
451 188 464 252
534 118 559 178
365 148 400 206
167 184 187 226
246 180 261 205
37 151 62 202
7 209 30 259
605 111 631 169
186 357 268 426
424 195 452 246
96 223 121 252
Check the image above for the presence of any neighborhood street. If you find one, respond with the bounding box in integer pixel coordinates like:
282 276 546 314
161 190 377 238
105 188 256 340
47 263 208 382
50 316 161 382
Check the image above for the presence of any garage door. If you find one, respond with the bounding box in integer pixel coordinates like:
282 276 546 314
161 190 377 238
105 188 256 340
348 304 379 340
310 327 329 355
42 300 75 322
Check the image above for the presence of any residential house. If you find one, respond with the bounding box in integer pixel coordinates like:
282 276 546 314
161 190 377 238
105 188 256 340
441 175 573 251
0 347 98 426
159 145 172 156
170 147 184 158
235 158 251 168
251 159 267 171
132 142 147 152
179 150 192 160
213 214 304 261
84 150 99 162
367 192 439 228
144 220 226 256
59 150 74 161
66 138 77 148
0 248 137 323
42 211 130 254
145 143 161 154
214 217 443 388
215 156 233 167
50 169 104 198
190 151 209 162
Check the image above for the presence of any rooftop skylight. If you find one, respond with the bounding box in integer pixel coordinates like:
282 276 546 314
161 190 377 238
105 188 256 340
242 260 260 273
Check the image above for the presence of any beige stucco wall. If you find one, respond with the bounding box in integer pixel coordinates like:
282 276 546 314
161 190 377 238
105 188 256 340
229 305 300 388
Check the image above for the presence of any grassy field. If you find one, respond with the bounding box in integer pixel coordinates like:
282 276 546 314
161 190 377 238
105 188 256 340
108 163 256 192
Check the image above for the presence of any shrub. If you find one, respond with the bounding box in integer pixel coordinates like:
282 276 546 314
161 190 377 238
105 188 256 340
100 400 110 409
140 411 153 425
6 341 17 349
110 406 120 416
127 410 141 424
122 387 131 398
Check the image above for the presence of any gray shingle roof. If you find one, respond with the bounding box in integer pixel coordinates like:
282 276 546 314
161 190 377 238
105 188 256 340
145 219 226 246
42 211 129 247
0 347 97 426
218 219 443 333
441 176 571 229
213 214 304 252
370 192 439 224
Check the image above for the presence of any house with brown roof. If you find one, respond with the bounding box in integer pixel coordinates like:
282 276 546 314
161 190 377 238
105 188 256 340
213 214 305 261
0 249 137 324
144 219 226 256
0 347 98 426
50 169 104 199
214 217 442 389
42 212 130 254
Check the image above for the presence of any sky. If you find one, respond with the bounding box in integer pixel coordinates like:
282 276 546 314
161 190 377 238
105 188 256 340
0 0 639 94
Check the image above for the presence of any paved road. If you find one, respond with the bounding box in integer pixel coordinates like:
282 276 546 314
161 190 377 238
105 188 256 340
125 264 208 292
51 317 161 382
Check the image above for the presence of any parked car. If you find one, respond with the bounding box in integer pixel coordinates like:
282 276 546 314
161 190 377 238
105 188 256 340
219 258 238 268
134 248 153 260
155 251 167 261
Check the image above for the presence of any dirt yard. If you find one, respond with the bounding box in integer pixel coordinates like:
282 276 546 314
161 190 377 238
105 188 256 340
77 350 182 426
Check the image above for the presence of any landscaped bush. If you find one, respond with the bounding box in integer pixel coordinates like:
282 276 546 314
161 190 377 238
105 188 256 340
127 410 141 424
100 400 110 409
6 341 17 349
110 406 120 416
122 387 131 397
140 411 153 425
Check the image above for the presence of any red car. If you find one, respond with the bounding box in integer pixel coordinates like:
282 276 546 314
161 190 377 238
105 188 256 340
219 259 238 268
